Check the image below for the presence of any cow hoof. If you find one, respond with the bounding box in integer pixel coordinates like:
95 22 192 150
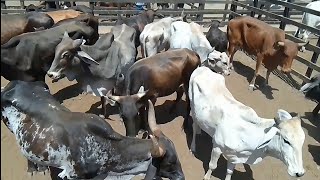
99 114 106 119
248 84 256 91
37 165 48 173
203 174 211 180
27 172 34 176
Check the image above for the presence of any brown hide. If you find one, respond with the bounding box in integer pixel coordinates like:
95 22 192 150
45 9 82 23
227 16 306 87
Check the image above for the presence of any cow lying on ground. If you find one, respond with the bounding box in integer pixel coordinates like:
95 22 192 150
170 21 231 76
300 74 320 117
189 66 305 180
140 13 186 58
47 24 136 117
1 12 54 45
116 8 164 48
1 80 184 180
206 20 228 53
53 14 99 45
106 48 201 137
294 1 320 41
1 21 95 82
227 16 308 90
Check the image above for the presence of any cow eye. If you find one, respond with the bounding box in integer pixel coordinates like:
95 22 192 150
283 138 291 145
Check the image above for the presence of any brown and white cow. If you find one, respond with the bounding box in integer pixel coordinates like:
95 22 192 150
227 16 308 90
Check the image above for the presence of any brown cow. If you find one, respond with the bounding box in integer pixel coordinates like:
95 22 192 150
45 9 83 23
106 48 201 137
227 16 308 90
1 12 54 45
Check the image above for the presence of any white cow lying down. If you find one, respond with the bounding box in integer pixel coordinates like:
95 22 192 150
189 66 305 180
170 21 231 76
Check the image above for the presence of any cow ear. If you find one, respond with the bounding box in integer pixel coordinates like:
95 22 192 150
63 31 70 39
76 51 99 65
276 109 292 123
73 38 83 48
257 127 279 149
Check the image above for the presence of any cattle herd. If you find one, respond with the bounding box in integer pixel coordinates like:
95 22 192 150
1 2 319 180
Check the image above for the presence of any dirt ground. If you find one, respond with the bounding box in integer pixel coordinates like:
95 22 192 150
1 27 319 180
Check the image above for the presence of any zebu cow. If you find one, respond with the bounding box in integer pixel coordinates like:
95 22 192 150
170 21 231 76
1 81 184 180
116 8 163 48
140 15 186 57
1 21 95 82
294 1 320 41
47 24 137 117
227 16 308 90
206 20 228 53
106 48 201 137
300 74 320 116
1 12 54 45
189 66 306 180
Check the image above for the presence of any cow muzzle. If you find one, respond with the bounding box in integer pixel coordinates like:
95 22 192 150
47 71 64 82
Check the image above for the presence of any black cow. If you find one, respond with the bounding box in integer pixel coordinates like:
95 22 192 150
1 21 95 82
115 8 164 48
106 48 201 136
1 12 54 45
1 80 185 180
300 74 320 117
47 24 137 117
206 20 228 53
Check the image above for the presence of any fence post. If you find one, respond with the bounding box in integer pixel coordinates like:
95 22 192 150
279 0 292 30
229 0 238 20
305 37 320 79
19 0 24 9
222 1 229 21
251 0 258 17
197 2 205 21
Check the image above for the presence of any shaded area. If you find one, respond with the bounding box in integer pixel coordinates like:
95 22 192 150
52 83 82 103
233 61 278 99
308 145 320 166
86 101 119 119
155 99 187 125
301 112 320 143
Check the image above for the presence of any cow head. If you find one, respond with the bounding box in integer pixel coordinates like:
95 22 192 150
105 86 149 137
199 46 231 76
275 40 308 73
47 32 99 81
143 7 164 21
258 109 305 177
147 100 185 180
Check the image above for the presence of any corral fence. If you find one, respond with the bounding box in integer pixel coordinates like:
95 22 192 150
1 0 319 88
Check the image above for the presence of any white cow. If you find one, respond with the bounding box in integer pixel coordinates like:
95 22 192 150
140 16 184 58
294 1 320 41
170 21 231 75
188 66 306 180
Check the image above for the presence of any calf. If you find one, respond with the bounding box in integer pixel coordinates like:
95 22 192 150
1 12 54 45
189 66 305 180
294 1 320 41
170 21 231 75
300 74 320 116
106 48 201 137
1 80 184 180
116 8 163 48
1 21 95 82
140 15 185 57
227 16 308 90
47 24 136 117
206 20 228 53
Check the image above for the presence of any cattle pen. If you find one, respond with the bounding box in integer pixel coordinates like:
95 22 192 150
1 0 319 89
1 1 320 180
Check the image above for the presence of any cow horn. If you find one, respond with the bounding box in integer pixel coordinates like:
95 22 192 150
106 89 122 103
135 86 148 99
63 31 70 38
277 41 285 47
152 7 159 11
147 100 162 137
150 135 166 157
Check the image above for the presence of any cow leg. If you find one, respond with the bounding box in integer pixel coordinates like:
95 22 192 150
190 121 201 153
100 96 107 118
249 54 263 91
144 161 157 180
204 146 222 180
183 84 191 129
227 44 237 70
169 86 184 113
265 70 271 86
225 162 236 180
313 103 320 117
27 160 38 175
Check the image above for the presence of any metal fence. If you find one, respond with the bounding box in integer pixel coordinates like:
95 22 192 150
1 0 319 85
